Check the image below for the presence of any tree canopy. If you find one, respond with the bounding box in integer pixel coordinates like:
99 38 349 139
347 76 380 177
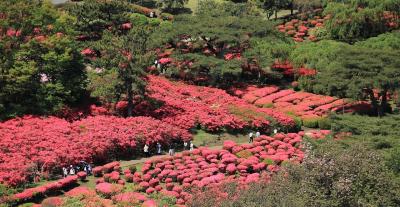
291 39 400 115
153 0 291 86
0 0 86 120
67 0 130 40
322 0 400 42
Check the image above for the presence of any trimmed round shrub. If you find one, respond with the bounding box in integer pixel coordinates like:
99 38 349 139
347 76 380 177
318 117 332 129
76 171 87 181
128 165 137 174
41 197 63 207
95 183 123 198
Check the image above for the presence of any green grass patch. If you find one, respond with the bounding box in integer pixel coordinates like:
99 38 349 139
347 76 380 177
78 175 97 190
193 129 248 147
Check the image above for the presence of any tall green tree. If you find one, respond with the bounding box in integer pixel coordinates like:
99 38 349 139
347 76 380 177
293 0 323 12
243 37 293 81
88 25 155 116
67 0 130 40
355 31 400 50
257 0 291 19
323 0 399 42
0 0 86 120
153 0 287 86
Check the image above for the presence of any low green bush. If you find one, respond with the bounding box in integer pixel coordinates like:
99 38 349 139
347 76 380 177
387 147 400 175
129 13 148 25
148 18 162 26
302 117 320 128
128 165 137 174
318 117 332 129
160 13 173 21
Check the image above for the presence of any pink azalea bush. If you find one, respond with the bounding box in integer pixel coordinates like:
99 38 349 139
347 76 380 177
10 176 78 202
95 183 123 198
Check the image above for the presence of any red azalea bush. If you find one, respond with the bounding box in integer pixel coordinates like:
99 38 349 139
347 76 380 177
11 176 78 202
77 171 87 181
0 115 191 186
65 186 96 197
41 197 63 207
95 183 123 198
112 192 145 204
271 60 317 77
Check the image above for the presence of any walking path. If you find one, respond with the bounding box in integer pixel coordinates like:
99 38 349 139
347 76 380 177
120 144 230 168
120 128 319 168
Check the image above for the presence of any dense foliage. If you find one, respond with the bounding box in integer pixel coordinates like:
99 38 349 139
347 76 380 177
152 0 291 86
0 0 87 120
331 114 400 155
291 36 400 115
322 0 399 42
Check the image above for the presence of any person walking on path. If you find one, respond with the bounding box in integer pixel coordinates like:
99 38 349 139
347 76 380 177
183 141 188 150
249 132 254 143
189 141 194 151
156 142 162 155
69 165 75 175
168 143 175 156
62 167 68 177
273 128 278 134
87 163 92 175
144 144 150 157
255 131 260 138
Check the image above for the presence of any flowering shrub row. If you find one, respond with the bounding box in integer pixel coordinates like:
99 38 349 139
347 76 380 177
7 175 78 203
0 116 191 186
237 86 369 121
144 76 297 132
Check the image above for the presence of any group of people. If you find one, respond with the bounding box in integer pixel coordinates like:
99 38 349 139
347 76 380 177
248 128 279 143
248 131 261 143
143 141 194 157
62 161 92 177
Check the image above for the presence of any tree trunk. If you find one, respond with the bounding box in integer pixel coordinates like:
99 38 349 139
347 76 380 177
367 89 379 116
290 1 294 15
380 89 391 115
275 10 278 20
127 83 133 117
